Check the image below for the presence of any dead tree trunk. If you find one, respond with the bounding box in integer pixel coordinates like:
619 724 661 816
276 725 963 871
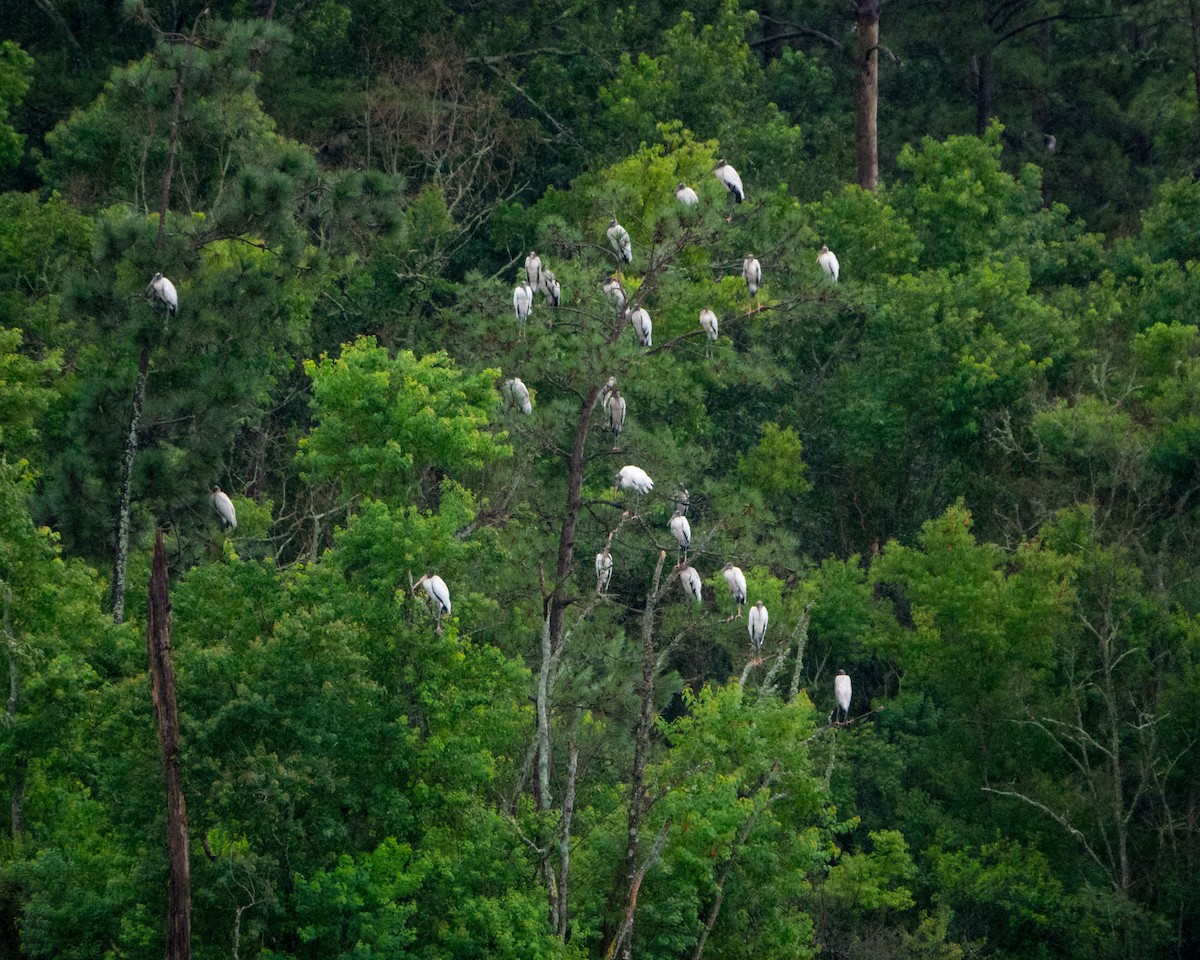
1189 0 1200 149
973 50 994 136
855 0 881 191
147 530 191 960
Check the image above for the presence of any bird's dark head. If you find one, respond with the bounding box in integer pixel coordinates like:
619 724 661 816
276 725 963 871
677 181 687 190
211 485 221 493
608 216 618 227
711 159 726 170
820 245 830 254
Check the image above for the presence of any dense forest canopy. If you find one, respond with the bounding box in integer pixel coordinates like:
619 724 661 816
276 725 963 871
0 0 1198 958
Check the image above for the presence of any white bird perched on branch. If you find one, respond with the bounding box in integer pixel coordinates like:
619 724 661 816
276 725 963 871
631 307 652 347
673 485 690 516
669 510 691 560
699 308 718 356
540 269 561 308
614 465 653 511
604 389 626 437
743 255 762 297
413 573 451 633
596 550 613 594
675 182 699 207
711 158 745 209
748 600 768 651
210 485 236 531
513 280 533 334
607 217 632 264
817 245 839 283
680 565 703 602
602 275 626 310
149 272 178 322
834 670 852 724
721 564 746 618
525 251 542 288
502 377 532 414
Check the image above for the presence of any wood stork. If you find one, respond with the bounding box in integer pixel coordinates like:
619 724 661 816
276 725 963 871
149 272 178 322
743 255 762 297
210 485 236 531
513 280 534 335
604 389 626 437
669 510 691 560
1043 133 1057 153
502 377 532 414
834 670 852 724
699 308 718 357
711 159 744 217
413 573 451 633
540 269 561 308
673 485 690 516
675 182 699 207
614 465 653 511
607 217 632 264
680 565 703 603
748 600 768 652
602 275 626 310
525 251 542 288
817 245 839 283
596 550 613 594
721 563 746 618
631 307 652 347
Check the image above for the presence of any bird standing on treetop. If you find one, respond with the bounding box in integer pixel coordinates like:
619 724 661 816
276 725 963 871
631 307 652 347
700 308 718 355
604 388 626 437
513 280 534 335
743 255 762 297
149 272 178 322
675 182 699 207
748 600 769 651
602 275 626 310
210 485 236 531
711 159 745 215
722 563 746 618
413 574 451 633
502 377 532 414
834 670 852 724
540 269 561 308
607 217 632 264
680 565 703 602
817 245 839 283
596 550 613 594
525 251 542 288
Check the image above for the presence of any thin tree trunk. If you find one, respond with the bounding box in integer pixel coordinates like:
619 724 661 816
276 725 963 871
2 585 22 842
1188 0 1200 148
974 49 994 136
557 740 580 940
112 10 203 624
146 530 191 960
855 0 880 191
535 612 560 928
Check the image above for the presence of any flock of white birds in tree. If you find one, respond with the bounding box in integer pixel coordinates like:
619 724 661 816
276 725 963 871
155 151 852 720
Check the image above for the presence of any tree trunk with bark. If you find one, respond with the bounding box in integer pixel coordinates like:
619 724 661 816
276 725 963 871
147 530 191 960
855 0 880 191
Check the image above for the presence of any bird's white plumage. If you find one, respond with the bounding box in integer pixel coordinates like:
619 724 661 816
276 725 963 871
722 564 746 605
700 308 718 342
631 307 652 347
525 251 542 288
712 160 744 203
210 486 236 530
602 276 626 309
669 513 691 551
748 600 769 649
615 465 653 495
503 377 532 414
680 565 703 602
540 269 561 307
742 256 762 296
675 182 699 207
596 551 613 593
834 671 852 714
605 391 626 435
417 574 451 614
607 218 632 264
513 281 534 325
817 245 839 283
149 272 178 316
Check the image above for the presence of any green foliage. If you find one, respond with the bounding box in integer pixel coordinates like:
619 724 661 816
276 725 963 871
0 42 32 171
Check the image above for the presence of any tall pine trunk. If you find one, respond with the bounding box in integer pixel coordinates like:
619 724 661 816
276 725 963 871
855 0 880 191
